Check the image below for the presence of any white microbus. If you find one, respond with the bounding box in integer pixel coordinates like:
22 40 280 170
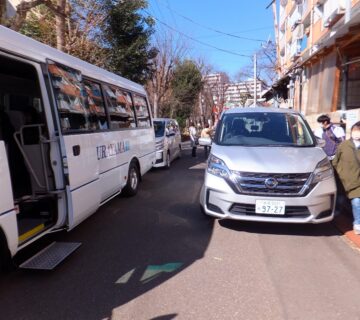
0 26 155 270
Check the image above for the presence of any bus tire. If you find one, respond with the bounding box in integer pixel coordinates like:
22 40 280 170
123 162 140 197
0 232 14 273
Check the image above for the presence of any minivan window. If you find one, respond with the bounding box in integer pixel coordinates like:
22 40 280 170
217 112 315 147
154 120 165 137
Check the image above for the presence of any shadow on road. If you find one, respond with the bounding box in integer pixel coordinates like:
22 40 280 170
219 219 341 237
0 151 213 320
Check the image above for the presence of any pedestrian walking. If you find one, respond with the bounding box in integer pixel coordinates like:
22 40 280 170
189 122 198 157
332 121 360 234
314 114 345 160
201 123 212 157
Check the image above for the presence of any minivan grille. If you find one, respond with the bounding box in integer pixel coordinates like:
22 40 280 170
233 172 311 197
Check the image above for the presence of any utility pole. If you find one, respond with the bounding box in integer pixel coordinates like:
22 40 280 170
254 53 257 106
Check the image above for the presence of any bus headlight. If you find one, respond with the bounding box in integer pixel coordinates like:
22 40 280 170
312 158 333 184
207 155 230 179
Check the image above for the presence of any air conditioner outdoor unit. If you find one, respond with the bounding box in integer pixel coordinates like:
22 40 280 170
294 24 304 39
323 0 346 27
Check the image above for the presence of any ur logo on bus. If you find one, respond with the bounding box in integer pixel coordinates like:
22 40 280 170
97 141 130 160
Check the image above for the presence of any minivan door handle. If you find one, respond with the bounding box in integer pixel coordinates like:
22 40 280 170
73 145 81 156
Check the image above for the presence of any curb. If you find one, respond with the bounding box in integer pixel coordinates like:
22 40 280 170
333 213 360 248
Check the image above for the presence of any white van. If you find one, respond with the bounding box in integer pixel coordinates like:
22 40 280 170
200 107 337 224
153 118 182 168
0 26 155 271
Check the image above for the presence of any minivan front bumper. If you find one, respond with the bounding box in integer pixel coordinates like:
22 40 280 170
200 173 336 224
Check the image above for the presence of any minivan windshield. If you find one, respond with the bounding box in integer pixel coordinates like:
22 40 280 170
154 120 165 137
217 112 315 147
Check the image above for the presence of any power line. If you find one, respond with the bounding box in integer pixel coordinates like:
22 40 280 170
195 26 274 40
144 10 252 58
153 0 267 42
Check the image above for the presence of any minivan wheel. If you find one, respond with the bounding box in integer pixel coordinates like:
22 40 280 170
123 162 140 197
165 152 171 169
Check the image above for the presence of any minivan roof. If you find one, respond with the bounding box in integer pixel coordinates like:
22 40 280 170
223 107 299 115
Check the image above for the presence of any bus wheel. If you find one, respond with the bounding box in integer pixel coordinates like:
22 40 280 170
0 239 14 273
123 162 140 197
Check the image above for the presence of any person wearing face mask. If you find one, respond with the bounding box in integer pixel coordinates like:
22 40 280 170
314 114 346 160
332 121 360 234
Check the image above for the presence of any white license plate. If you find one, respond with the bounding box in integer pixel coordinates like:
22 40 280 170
255 200 286 215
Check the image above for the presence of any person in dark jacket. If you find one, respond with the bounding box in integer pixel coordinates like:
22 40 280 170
332 121 360 234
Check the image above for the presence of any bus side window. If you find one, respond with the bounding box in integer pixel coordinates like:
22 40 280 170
83 80 108 130
133 94 151 128
48 63 89 133
103 85 136 129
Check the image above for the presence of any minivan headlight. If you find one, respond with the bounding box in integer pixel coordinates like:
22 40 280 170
312 158 333 183
207 155 230 179
156 140 165 151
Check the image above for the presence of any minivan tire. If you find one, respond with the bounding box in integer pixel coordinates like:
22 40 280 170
165 152 171 169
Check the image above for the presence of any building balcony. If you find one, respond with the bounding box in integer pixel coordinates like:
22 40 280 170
289 5 302 29
289 39 301 60
323 0 346 28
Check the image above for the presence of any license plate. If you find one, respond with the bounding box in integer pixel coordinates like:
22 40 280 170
255 200 286 215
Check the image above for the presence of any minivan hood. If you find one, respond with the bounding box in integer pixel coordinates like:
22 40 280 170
211 144 327 173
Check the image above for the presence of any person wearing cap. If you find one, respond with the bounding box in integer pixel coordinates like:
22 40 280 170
332 121 360 234
314 114 345 160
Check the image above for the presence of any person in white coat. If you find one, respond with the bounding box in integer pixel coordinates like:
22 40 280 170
189 122 197 157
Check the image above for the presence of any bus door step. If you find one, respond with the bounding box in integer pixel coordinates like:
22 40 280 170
19 242 81 270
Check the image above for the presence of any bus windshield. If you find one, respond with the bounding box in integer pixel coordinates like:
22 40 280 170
217 112 315 147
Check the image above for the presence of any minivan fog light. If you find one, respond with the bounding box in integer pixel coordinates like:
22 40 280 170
312 158 333 184
207 155 230 179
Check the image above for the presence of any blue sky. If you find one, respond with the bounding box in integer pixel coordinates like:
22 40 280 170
147 0 275 79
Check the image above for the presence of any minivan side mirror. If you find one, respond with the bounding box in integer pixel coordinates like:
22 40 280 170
316 138 326 148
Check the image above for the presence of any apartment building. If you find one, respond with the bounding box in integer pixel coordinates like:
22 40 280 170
225 81 264 108
275 0 360 133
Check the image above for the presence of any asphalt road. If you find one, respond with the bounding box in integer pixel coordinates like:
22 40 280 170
2 147 360 320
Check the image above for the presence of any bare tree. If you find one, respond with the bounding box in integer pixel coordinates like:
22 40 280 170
66 0 108 66
10 0 67 40
146 31 188 118
0 0 6 24
235 41 277 91
7 0 107 66
201 71 229 124
55 0 66 51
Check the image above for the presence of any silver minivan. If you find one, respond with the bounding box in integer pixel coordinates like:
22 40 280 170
153 118 182 168
199 107 336 223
